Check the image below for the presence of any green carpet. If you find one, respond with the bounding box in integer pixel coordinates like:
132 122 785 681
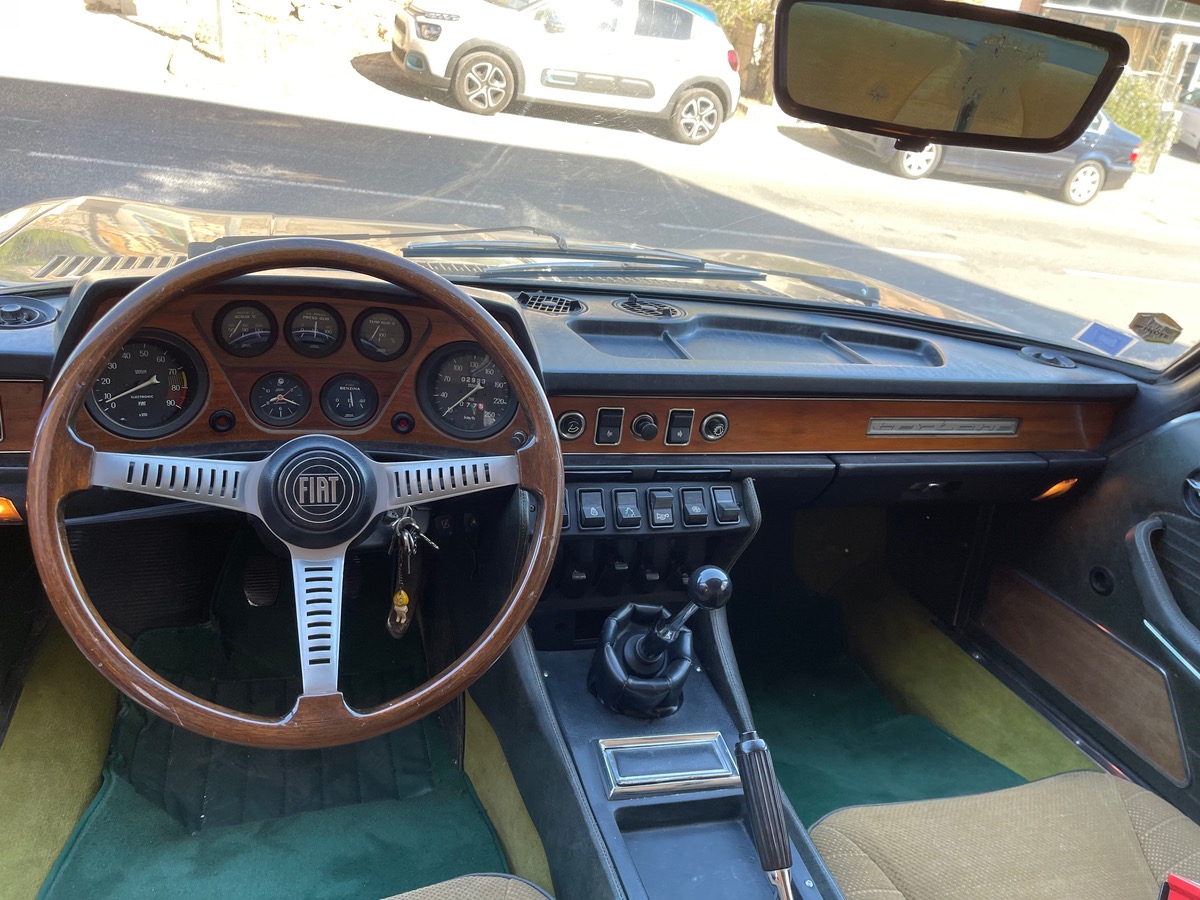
729 516 1027 825
39 537 508 899
40 730 505 900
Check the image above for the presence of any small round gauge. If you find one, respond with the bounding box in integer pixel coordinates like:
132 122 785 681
251 373 311 427
320 374 379 427
215 301 275 357
286 304 342 358
87 331 208 439
353 308 410 362
418 342 517 439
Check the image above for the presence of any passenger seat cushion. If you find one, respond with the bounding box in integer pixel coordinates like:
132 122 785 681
384 874 552 899
810 771 1200 900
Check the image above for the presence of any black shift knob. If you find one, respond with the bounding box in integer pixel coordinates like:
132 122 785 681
688 565 732 611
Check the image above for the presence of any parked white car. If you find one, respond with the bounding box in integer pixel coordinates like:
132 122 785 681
390 0 741 144
1180 88 1200 161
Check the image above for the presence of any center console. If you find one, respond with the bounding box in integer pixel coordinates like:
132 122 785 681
515 474 837 899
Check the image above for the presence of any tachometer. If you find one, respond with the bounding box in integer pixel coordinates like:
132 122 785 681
418 342 516 439
86 331 208 439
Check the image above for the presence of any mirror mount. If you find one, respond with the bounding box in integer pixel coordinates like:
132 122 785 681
774 0 1129 153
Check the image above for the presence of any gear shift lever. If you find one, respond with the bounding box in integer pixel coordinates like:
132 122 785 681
588 566 732 718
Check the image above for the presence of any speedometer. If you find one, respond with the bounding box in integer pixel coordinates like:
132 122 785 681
418 342 516 439
86 331 208 439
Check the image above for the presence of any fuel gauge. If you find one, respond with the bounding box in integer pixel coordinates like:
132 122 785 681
215 301 275 357
320 374 379 427
286 304 343 358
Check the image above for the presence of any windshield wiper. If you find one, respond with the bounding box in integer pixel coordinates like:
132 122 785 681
403 240 765 280
187 224 570 256
474 260 765 281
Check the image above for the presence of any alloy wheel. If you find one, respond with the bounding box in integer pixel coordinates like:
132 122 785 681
463 62 508 112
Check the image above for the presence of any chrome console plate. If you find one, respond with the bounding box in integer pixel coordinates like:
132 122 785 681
598 732 741 800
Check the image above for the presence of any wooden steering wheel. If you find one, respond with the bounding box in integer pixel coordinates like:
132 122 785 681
28 239 563 749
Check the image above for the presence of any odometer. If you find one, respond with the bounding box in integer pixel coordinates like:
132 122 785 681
86 332 207 439
418 342 516 439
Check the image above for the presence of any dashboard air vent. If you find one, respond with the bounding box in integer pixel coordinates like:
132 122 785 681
1019 346 1076 369
35 254 187 279
615 295 685 319
518 292 583 315
0 296 56 328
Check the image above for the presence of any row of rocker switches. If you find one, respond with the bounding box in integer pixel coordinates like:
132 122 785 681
572 486 741 530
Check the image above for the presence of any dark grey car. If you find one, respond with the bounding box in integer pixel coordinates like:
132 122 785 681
833 110 1141 205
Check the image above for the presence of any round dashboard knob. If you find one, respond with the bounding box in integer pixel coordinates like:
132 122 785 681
557 410 586 441
631 414 658 441
700 413 729 441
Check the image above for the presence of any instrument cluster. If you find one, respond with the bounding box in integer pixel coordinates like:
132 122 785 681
86 298 517 441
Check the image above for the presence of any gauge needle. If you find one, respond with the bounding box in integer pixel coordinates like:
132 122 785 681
106 375 159 403
443 384 482 415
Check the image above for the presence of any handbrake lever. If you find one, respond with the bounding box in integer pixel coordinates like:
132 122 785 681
736 731 796 900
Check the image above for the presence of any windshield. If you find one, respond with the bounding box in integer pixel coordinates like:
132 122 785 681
1 0 1198 372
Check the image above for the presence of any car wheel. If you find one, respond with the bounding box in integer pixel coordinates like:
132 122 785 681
889 144 942 178
670 89 722 145
1061 161 1105 205
452 52 515 116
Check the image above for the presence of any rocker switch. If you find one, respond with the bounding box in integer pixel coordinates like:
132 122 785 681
680 488 709 526
712 486 740 524
665 409 694 445
595 408 624 445
613 490 642 529
648 489 675 527
578 490 606 529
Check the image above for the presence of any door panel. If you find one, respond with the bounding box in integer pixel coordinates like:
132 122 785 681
981 413 1200 818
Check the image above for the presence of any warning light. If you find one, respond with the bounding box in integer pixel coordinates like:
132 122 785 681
0 498 22 522
1033 478 1078 501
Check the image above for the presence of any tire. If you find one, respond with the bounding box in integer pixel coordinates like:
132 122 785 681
1061 160 1105 205
889 143 942 178
670 88 722 145
452 52 515 116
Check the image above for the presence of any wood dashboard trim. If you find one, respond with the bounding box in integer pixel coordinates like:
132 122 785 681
550 397 1117 453
0 380 45 453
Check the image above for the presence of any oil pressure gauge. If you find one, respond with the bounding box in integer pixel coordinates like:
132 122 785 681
286 304 342 357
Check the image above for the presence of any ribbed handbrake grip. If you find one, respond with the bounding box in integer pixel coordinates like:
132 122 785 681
736 730 795 895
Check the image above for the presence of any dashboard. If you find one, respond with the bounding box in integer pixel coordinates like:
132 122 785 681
0 268 1141 522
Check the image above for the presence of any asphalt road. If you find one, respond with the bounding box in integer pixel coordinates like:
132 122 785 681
3 73 1199 368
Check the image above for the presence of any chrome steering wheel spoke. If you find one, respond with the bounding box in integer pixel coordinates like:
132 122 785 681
376 454 520 509
90 450 261 513
288 546 347 697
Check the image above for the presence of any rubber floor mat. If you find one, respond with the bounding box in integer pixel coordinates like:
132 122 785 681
39 726 506 900
40 538 507 898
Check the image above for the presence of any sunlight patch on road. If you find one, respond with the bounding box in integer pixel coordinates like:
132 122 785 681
1063 268 1200 289
26 152 503 210
658 222 963 261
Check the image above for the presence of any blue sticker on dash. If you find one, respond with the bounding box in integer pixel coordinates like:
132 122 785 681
1076 322 1136 357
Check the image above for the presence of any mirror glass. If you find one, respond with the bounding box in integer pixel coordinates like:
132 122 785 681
777 0 1126 147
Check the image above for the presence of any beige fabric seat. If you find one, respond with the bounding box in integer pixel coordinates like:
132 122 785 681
386 874 551 899
810 771 1200 900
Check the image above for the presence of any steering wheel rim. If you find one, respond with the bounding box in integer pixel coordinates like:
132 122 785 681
27 238 564 749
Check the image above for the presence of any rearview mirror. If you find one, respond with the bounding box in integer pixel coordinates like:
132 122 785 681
773 0 1129 152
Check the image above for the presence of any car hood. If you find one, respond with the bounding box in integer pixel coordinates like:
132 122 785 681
0 195 1024 335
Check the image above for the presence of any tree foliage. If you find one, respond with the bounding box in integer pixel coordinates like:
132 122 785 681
1104 72 1180 174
